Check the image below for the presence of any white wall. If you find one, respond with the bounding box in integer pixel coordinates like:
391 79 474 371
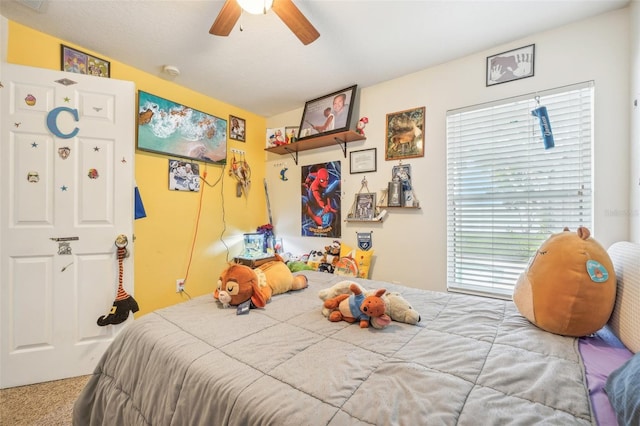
630 0 640 240
0 17 7 62
266 8 631 291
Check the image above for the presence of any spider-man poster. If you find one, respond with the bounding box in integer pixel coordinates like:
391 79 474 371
301 161 341 237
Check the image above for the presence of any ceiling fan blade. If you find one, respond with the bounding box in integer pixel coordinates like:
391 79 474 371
209 0 242 36
272 0 320 45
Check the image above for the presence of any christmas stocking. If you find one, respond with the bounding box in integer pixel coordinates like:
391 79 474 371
97 236 139 326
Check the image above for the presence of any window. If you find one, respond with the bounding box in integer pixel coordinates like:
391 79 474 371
446 82 593 298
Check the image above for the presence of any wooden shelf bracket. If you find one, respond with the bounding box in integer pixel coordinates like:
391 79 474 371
283 145 299 164
333 136 348 158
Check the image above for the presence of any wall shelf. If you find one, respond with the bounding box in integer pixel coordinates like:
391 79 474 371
265 130 365 165
345 217 384 223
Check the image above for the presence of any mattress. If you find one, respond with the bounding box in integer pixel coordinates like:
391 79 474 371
73 271 599 425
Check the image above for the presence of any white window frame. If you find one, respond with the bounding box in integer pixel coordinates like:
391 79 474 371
446 81 594 299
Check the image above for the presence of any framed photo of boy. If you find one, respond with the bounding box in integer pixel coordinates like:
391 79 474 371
229 115 246 142
486 44 535 86
60 44 110 78
298 85 357 140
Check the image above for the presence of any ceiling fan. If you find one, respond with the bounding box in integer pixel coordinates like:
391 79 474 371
209 0 320 45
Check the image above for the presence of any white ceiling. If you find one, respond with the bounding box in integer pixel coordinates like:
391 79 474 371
0 0 630 117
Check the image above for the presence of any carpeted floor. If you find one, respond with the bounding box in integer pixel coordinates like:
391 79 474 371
0 375 90 425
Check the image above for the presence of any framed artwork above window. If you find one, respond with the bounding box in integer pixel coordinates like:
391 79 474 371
486 44 535 86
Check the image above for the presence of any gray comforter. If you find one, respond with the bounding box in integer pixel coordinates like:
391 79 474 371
73 271 594 425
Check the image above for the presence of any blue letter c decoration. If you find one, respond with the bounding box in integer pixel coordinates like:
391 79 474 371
47 107 79 139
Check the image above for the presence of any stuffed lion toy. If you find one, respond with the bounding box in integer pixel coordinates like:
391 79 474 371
513 226 616 337
215 256 308 309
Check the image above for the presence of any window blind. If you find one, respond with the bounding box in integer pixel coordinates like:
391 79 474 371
446 81 593 298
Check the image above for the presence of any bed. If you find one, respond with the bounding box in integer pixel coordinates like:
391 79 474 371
73 242 640 425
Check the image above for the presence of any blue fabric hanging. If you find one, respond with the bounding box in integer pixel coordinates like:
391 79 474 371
134 184 147 219
357 232 372 251
531 105 555 149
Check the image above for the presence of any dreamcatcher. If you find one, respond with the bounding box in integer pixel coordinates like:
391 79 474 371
229 151 251 197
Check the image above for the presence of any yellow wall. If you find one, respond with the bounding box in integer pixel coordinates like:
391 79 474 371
6 21 268 315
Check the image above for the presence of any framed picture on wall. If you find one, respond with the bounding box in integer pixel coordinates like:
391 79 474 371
350 148 376 174
137 90 227 165
486 44 535 86
354 193 376 220
384 106 425 161
60 44 110 78
229 115 246 142
298 85 357 139
168 159 200 192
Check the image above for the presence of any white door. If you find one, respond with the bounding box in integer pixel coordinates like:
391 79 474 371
0 63 135 388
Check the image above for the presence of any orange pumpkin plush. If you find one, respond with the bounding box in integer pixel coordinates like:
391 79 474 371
215 257 308 309
513 227 616 337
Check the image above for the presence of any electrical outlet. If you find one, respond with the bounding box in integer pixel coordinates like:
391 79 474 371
176 279 185 293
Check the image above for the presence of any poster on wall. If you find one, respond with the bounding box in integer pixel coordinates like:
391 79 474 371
301 161 341 238
60 44 110 78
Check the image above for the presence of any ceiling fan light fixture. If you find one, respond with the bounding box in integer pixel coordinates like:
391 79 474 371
237 0 273 15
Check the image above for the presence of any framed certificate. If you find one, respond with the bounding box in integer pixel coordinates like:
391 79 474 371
349 148 376 174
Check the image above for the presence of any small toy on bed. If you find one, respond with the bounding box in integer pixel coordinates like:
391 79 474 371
306 249 325 271
319 280 421 327
513 226 616 337
287 260 314 273
214 256 308 313
325 240 341 263
320 240 342 272
323 282 391 328
384 291 421 325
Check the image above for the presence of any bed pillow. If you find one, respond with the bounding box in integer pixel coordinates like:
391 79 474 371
334 256 358 277
605 352 640 426
354 249 374 279
337 243 374 279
